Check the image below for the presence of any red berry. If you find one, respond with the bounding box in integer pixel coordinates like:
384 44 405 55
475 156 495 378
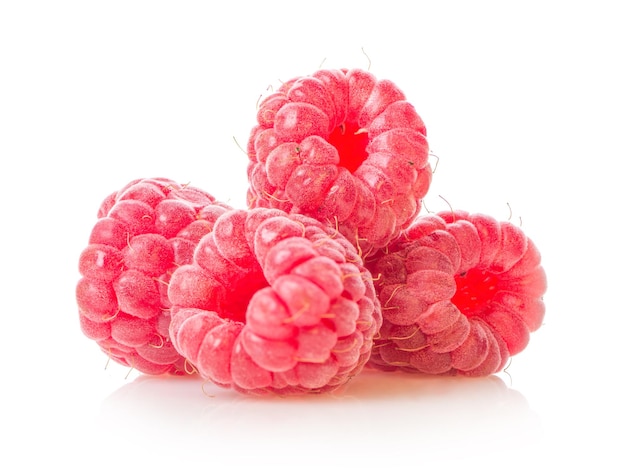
246 68 432 257
366 211 547 376
76 177 232 375
167 207 382 394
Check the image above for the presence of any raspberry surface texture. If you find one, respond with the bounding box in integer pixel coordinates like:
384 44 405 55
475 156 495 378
365 210 547 376
246 68 432 257
167 207 383 394
76 177 232 375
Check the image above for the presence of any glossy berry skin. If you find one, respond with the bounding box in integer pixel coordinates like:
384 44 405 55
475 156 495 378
246 68 432 258
76 177 232 375
365 210 547 376
167 207 382 394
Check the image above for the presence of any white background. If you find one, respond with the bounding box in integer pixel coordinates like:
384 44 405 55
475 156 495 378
1 1 624 468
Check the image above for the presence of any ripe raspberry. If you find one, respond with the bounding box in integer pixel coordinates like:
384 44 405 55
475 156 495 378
167 207 382 394
246 68 432 257
76 177 232 375
366 210 547 376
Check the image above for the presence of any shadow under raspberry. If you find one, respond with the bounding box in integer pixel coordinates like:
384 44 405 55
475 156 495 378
98 369 541 466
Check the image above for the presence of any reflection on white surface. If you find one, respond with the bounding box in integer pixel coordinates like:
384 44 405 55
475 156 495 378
97 369 541 468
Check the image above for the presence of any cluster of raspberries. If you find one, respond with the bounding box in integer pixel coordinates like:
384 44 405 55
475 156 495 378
76 67 547 395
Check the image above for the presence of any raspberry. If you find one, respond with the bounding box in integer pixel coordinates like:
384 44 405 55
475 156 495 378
246 68 432 257
167 207 382 394
366 210 547 376
76 177 232 375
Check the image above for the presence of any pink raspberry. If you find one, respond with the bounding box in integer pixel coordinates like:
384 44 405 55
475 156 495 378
76 177 232 375
365 210 547 376
167 207 382 394
246 68 432 257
